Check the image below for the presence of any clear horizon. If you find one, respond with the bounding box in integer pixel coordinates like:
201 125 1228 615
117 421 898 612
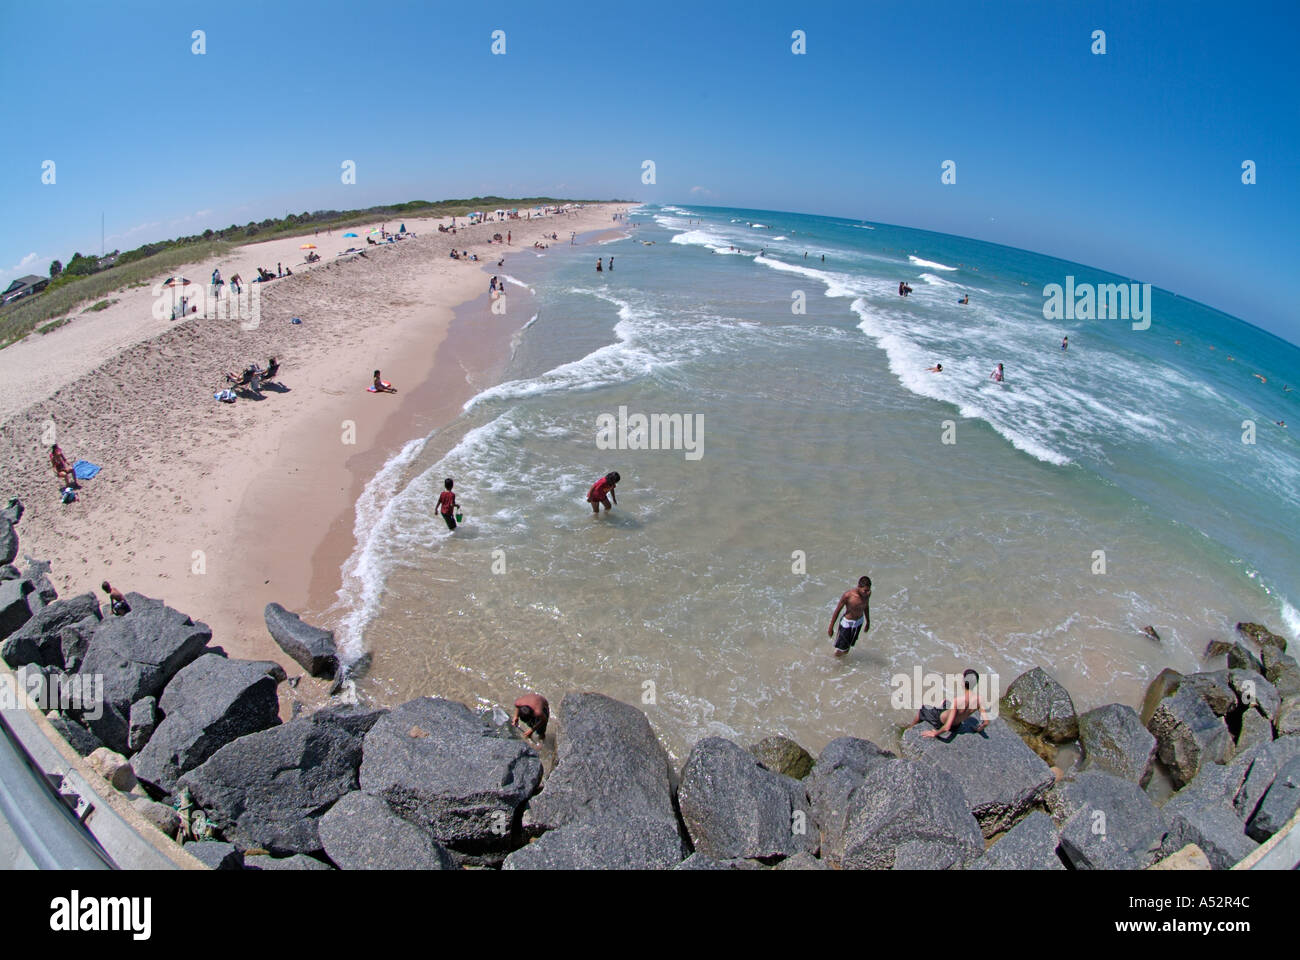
2 1 1296 344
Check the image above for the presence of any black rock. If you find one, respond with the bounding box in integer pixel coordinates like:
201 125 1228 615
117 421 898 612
504 814 687 870
187 841 244 870
177 710 368 856
1077 703 1158 786
0 498 23 526
0 519 17 566
1228 669 1280 721
1247 755 1300 842
1147 685 1235 787
1237 622 1287 654
243 854 334 871
901 718 1056 837
837 760 984 870
1000 667 1079 742
1047 771 1168 869
969 811 1064 870
57 616 99 673
76 595 210 752
671 852 765 870
264 603 338 678
128 696 158 753
46 712 104 757
0 578 33 640
677 736 814 861
524 692 677 832
806 736 895 863
0 565 20 581
318 791 457 870
748 735 815 780
358 697 542 856
131 655 281 797
1 593 101 669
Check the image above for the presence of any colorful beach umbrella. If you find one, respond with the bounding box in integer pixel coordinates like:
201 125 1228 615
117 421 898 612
343 232 358 238
162 277 191 287
368 229 382 235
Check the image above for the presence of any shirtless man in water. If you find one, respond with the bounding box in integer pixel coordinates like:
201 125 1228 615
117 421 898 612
828 576 871 657
910 668 990 738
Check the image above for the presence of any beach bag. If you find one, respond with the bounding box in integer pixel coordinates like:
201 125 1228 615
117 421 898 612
61 487 77 504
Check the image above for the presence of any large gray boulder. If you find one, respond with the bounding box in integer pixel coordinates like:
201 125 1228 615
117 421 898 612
838 760 983 870
524 693 676 831
677 736 814 861
1047 771 1167 869
672 852 766 870
1140 668 1184 726
132 655 282 797
318 791 457 870
177 706 381 855
1228 669 1280 722
1237 622 1286 654
359 697 542 858
57 616 99 673
1162 793 1257 869
46 712 104 757
264 603 338 678
1262 651 1300 737
749 735 815 780
1247 755 1300 843
1000 667 1078 742
75 595 210 752
1180 671 1237 717
0 577 33 639
1236 708 1274 752
128 697 158 753
806 737 894 863
1077 703 1158 786
1225 642 1265 675
969 811 1064 870
901 718 1055 837
1147 685 1234 787
504 814 687 870
1 593 101 668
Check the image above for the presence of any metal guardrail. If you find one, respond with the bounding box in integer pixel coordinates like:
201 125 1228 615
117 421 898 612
0 711 114 870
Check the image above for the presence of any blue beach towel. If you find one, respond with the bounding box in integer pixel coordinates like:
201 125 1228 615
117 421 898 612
72 460 100 480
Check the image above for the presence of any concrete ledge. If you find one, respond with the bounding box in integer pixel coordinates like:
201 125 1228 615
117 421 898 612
0 661 204 870
1234 805 1300 870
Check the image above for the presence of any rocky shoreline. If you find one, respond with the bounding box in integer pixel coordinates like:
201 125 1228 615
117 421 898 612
3 502 1298 870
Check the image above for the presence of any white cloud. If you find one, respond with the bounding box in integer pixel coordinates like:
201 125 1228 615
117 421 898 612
689 185 714 197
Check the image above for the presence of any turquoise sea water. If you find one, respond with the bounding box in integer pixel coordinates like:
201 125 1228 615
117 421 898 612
333 204 1299 757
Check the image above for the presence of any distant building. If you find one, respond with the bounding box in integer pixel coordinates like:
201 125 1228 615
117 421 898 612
1 274 49 305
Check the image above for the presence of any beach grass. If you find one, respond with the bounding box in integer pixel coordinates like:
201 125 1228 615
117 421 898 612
0 239 232 348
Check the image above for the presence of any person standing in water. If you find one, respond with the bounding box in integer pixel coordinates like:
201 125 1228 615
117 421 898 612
596 258 603 273
828 576 871 657
437 478 459 531
1061 336 1069 351
608 256 614 272
587 471 620 513
990 363 1004 382
512 693 550 742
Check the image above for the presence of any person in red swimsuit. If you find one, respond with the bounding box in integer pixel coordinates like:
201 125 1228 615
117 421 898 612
587 471 620 513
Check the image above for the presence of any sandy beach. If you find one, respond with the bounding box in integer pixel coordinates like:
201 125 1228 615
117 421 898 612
0 203 628 701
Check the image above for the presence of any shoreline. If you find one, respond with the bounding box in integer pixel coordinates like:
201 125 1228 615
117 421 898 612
0 204 630 683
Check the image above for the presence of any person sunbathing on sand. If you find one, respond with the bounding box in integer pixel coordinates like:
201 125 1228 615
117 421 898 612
372 370 397 393
909 669 990 738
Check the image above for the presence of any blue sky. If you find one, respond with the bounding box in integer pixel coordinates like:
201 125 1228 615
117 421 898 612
2 1 1297 342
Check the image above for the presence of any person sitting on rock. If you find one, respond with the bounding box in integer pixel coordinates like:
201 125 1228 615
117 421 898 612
909 668 989 739
512 693 549 743
101 581 130 616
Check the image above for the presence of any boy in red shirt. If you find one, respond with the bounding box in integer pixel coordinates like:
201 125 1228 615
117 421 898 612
437 477 459 531
587 471 620 513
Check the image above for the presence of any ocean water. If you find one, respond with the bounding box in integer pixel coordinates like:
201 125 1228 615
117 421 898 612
331 204 1300 759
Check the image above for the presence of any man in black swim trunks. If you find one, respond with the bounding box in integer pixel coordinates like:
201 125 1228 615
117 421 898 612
910 669 990 739
828 576 871 657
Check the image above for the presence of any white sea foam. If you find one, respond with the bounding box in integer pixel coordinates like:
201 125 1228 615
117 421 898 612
909 255 958 271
